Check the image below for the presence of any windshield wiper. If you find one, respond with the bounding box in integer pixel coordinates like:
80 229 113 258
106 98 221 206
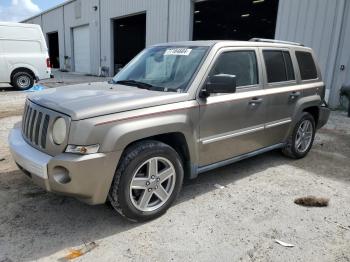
115 79 178 92
115 80 153 90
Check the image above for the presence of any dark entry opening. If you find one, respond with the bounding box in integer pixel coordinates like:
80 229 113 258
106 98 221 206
47 32 60 68
193 0 279 41
113 13 146 73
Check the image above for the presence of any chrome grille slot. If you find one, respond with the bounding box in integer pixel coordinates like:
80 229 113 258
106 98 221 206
25 107 32 137
41 115 50 149
34 112 43 145
21 100 70 155
22 103 29 131
29 110 37 141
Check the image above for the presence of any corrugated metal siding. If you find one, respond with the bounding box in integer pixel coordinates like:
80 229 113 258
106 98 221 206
26 16 42 26
168 0 192 42
23 0 193 76
329 1 350 107
41 8 65 69
63 0 100 74
275 0 346 107
100 0 169 74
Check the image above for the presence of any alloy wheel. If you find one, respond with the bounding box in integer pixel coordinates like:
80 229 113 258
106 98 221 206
129 157 176 212
295 119 313 153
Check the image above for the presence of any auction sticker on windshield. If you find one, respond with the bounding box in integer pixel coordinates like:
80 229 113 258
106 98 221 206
164 48 192 56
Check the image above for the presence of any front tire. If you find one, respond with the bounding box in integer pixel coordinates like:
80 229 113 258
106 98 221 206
108 141 184 222
282 112 316 159
12 71 34 90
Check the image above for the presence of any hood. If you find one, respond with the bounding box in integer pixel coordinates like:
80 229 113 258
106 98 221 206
28 82 191 120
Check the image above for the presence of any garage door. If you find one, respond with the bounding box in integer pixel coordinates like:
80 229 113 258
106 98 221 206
73 25 90 74
192 0 279 40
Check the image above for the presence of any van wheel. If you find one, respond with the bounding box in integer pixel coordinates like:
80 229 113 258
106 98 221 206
12 71 34 90
282 112 316 159
108 141 184 222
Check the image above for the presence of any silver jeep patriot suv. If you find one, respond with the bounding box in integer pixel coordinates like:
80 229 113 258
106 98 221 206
9 39 330 221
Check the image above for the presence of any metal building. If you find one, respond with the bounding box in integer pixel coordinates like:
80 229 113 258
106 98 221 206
23 0 350 108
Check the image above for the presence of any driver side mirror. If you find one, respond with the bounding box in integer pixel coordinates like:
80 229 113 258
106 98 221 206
200 74 237 98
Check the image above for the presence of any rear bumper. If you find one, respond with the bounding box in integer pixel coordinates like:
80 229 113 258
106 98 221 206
9 127 120 204
317 105 331 129
37 68 52 82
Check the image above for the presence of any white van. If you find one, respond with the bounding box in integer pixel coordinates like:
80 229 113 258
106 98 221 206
0 22 51 90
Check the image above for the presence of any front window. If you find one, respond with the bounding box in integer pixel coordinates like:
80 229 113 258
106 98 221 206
112 46 209 92
209 50 259 88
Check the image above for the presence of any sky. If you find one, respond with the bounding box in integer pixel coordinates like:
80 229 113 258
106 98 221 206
0 0 65 22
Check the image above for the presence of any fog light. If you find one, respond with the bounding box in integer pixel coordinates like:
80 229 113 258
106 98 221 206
52 166 71 184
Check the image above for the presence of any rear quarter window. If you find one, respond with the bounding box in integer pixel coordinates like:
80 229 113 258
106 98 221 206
295 51 318 80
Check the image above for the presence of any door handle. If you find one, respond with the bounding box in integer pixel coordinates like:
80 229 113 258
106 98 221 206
289 91 301 100
249 97 263 106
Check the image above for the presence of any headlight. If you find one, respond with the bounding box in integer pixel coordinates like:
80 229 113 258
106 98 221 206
52 117 67 145
66 144 100 154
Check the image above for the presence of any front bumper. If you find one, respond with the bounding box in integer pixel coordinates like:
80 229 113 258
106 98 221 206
9 127 120 204
317 105 331 129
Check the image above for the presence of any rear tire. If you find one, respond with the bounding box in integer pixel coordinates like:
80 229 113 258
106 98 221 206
282 112 316 159
108 140 184 222
12 71 34 90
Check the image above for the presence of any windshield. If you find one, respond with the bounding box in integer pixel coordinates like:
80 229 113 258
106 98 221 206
112 46 209 92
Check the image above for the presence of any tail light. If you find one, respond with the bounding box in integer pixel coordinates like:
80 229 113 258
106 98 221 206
46 58 51 68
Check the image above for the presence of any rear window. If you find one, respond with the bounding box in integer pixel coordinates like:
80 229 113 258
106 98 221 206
263 50 295 83
295 51 318 80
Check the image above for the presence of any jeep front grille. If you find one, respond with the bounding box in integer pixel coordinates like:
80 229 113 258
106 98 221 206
22 102 51 149
21 100 70 156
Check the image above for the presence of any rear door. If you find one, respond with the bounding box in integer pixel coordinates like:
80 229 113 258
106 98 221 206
198 47 269 167
260 48 298 145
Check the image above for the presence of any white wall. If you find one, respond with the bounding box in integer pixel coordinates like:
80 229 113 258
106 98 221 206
275 0 347 107
41 8 65 69
26 0 350 106
23 0 195 76
100 0 169 75
62 0 100 75
168 0 193 42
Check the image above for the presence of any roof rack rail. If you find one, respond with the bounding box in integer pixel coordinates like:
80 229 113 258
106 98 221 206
249 38 304 46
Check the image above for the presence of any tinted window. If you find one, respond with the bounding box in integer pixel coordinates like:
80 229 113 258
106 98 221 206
283 51 295 81
296 51 318 80
211 51 258 87
263 50 295 83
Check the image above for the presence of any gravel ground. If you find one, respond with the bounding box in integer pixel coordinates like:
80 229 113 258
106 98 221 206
0 81 349 261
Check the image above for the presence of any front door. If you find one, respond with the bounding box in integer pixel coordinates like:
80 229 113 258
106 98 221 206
198 48 268 167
